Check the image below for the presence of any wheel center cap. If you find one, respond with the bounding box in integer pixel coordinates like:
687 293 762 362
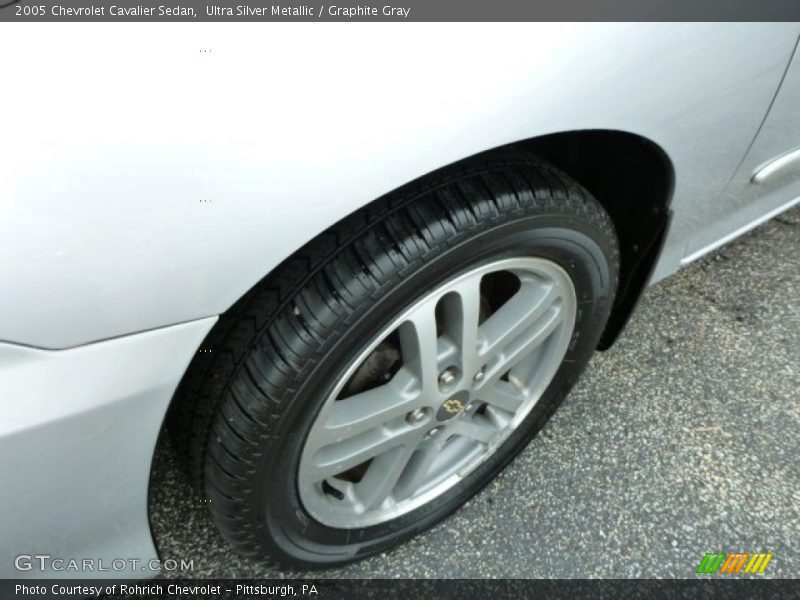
436 390 469 421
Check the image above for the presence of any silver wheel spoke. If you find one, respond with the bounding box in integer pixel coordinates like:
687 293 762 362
476 379 526 413
356 444 418 510
478 302 564 388
446 277 483 379
311 382 418 449
398 299 441 395
392 439 442 501
306 426 421 482
478 282 558 365
448 417 499 445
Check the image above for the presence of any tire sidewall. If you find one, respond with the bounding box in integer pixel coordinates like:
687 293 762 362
248 212 615 565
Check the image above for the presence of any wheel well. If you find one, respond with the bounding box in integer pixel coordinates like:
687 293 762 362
516 130 674 348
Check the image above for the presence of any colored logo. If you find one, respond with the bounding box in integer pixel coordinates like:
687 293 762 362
696 552 773 574
442 398 465 414
436 391 469 421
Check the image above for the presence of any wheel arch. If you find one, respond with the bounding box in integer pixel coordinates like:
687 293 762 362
206 129 674 355
517 130 675 348
310 128 675 349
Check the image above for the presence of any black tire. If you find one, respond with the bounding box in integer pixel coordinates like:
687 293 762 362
168 152 619 568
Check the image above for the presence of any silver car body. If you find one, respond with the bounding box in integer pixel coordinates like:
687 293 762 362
1 23 799 577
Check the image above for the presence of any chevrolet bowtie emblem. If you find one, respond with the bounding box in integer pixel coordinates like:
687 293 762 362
442 398 465 414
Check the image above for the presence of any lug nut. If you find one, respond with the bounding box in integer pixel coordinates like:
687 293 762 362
473 368 485 384
438 367 459 392
405 408 428 425
427 427 442 438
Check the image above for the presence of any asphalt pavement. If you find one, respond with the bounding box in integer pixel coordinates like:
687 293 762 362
150 206 799 578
